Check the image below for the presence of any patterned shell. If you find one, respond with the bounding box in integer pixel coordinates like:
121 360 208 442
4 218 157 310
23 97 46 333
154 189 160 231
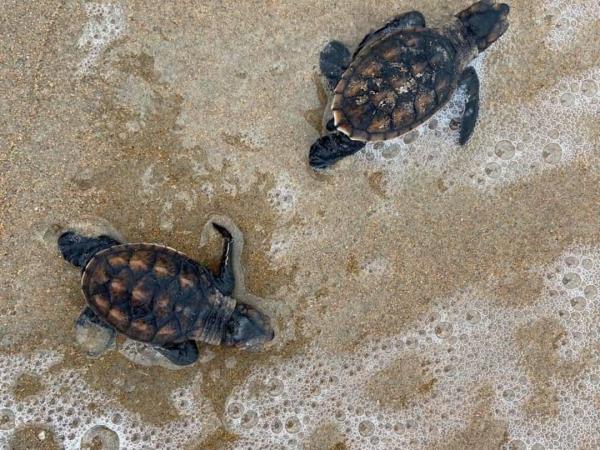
332 28 460 142
81 244 235 346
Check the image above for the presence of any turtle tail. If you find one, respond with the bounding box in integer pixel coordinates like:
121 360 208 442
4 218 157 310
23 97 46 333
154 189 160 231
58 231 121 269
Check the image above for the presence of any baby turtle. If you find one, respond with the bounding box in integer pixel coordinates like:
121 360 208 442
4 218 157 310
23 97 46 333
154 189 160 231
309 1 510 169
58 223 274 366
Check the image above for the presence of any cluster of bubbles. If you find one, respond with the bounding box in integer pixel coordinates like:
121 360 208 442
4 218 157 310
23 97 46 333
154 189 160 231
0 352 217 449
460 67 598 191
543 0 599 50
224 247 600 449
77 2 126 75
541 248 600 363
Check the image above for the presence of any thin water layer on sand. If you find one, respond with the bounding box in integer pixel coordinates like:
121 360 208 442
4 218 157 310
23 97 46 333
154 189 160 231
0 0 599 449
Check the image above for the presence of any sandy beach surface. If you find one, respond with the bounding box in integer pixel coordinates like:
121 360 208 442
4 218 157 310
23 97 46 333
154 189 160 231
1 0 599 448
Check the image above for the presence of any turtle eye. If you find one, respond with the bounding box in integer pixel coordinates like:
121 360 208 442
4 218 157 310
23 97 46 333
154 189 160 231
225 318 236 335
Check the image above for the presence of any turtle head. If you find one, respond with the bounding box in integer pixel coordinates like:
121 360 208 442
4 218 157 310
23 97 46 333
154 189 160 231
222 303 274 349
457 1 510 52
58 231 120 269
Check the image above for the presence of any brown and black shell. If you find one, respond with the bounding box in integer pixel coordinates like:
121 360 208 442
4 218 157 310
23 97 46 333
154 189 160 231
80 244 236 346
332 28 460 142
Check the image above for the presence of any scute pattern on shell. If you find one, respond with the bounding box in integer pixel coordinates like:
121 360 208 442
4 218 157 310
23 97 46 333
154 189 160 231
81 244 230 345
332 28 459 141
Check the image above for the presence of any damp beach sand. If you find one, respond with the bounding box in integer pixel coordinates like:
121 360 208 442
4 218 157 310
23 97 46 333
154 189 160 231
1 0 599 448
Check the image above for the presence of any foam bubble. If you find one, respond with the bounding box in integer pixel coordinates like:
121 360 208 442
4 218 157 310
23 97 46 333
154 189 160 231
0 409 15 431
542 143 563 164
80 425 119 450
284 416 301 434
495 140 516 160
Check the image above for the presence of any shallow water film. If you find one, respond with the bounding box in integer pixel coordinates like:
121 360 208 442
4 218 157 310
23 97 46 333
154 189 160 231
1 0 599 449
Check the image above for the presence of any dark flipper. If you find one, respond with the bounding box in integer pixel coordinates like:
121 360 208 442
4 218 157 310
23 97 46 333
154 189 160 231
353 11 426 58
156 340 199 366
75 307 116 357
457 67 480 145
212 223 235 296
319 40 351 90
58 231 121 268
309 131 366 169
325 118 336 132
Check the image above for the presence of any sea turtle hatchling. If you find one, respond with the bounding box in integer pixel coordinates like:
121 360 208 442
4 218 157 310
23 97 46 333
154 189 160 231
309 1 510 169
58 223 274 366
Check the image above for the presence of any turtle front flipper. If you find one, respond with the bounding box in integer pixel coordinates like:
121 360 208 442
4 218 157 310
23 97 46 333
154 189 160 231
309 131 366 169
155 340 199 366
75 306 116 357
353 11 426 58
58 231 122 268
319 40 351 90
457 66 480 145
212 223 235 296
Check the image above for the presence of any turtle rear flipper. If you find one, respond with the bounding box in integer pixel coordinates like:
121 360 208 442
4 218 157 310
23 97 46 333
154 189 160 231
457 66 480 145
155 340 199 366
58 231 121 268
319 40 351 90
353 11 426 58
212 223 235 296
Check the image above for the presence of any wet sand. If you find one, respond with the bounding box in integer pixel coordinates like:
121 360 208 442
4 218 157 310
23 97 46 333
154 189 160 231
1 0 599 448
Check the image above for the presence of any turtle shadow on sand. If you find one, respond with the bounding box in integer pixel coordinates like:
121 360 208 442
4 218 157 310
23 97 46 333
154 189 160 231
49 215 276 369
